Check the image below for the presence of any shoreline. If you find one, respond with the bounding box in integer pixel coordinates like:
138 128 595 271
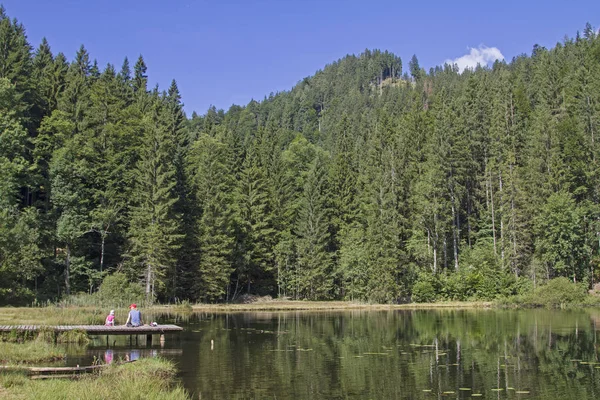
173 300 495 312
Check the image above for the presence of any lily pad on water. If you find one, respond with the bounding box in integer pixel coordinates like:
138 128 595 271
516 391 530 394
459 388 471 391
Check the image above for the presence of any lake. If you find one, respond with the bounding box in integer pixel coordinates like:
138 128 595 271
65 309 600 399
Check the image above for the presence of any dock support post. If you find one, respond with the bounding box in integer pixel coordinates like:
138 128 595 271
147 334 152 345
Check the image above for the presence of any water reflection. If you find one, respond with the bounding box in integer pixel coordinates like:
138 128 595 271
101 349 142 363
66 309 600 399
104 349 113 364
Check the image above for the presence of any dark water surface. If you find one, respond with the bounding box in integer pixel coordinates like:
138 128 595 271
64 309 600 399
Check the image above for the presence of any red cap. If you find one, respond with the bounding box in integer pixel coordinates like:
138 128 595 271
130 304 137 308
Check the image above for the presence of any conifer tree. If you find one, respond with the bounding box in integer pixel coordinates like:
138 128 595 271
234 152 276 296
127 97 182 301
294 150 333 299
188 133 235 301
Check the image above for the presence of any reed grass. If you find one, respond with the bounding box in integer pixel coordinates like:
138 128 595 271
0 307 104 326
0 358 189 400
0 342 64 365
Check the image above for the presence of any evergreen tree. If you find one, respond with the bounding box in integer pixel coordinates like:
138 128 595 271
293 150 333 299
127 98 182 302
188 133 235 301
234 153 276 296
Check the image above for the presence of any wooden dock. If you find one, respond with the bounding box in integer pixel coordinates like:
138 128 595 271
0 325 183 335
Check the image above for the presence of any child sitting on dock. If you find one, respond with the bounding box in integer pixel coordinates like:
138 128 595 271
105 310 115 326
125 304 142 327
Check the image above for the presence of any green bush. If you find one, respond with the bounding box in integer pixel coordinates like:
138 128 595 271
411 273 438 303
96 273 145 308
528 277 587 307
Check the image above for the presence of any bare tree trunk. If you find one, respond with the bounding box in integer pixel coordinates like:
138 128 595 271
588 95 595 154
467 183 472 248
443 237 448 270
65 243 71 296
100 234 105 274
146 264 152 302
490 168 497 255
433 213 439 273
499 169 505 265
427 228 431 257
509 163 518 277
451 182 459 270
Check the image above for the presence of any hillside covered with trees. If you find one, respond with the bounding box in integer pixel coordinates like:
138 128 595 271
1 6 599 305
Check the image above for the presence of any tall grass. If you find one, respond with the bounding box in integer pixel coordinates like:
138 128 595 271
0 341 64 364
0 358 189 400
0 307 104 326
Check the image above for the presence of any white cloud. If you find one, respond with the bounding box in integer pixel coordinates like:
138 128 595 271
444 46 505 72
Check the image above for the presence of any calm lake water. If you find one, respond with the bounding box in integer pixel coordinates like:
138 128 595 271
64 309 600 399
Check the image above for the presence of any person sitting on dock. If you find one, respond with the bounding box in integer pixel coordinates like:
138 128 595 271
125 304 143 327
105 310 115 326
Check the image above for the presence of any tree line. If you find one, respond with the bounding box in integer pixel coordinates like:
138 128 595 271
1 6 599 304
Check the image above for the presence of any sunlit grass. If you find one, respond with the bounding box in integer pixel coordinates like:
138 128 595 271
0 358 189 400
188 300 494 311
0 342 64 365
0 307 104 326
0 300 495 327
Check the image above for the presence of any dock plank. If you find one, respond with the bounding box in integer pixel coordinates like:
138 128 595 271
0 324 183 335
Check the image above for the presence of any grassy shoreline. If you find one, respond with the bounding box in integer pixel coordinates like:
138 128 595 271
2 296 599 326
0 358 189 400
184 300 495 312
0 301 492 325
0 342 64 365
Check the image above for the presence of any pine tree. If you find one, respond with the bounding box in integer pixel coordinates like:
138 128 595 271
294 150 333 299
359 110 406 302
234 153 276 296
0 78 29 208
0 8 33 119
188 133 235 301
127 98 182 302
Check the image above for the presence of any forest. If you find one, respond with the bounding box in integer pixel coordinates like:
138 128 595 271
1 6 599 305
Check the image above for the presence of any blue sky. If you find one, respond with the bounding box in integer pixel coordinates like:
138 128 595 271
3 0 599 115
